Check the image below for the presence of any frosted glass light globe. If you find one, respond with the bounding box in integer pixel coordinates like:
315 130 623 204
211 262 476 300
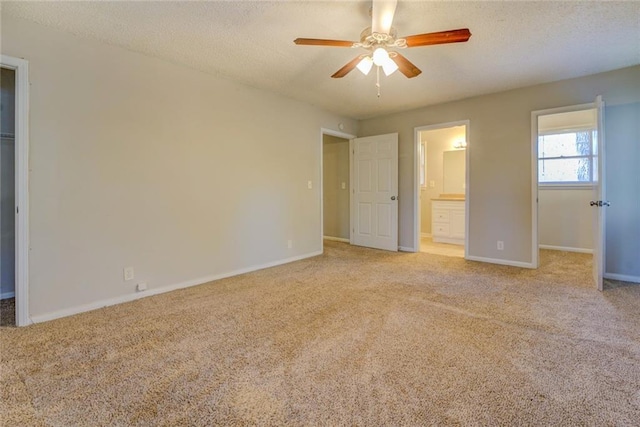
372 47 389 66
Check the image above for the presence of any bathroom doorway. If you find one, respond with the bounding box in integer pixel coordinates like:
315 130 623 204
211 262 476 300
413 121 469 258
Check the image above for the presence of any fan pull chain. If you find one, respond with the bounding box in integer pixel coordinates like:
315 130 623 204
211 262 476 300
376 66 381 98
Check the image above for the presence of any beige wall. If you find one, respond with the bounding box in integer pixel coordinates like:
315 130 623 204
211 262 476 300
360 65 640 270
605 102 640 279
538 188 593 250
420 126 465 235
2 15 358 319
322 135 350 239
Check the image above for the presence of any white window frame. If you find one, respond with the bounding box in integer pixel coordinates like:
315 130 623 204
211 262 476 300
538 126 596 188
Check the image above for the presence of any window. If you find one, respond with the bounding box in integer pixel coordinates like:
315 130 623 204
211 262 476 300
538 129 597 184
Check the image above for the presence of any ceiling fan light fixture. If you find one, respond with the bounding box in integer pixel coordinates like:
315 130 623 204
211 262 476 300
382 58 398 76
372 47 389 66
357 56 374 75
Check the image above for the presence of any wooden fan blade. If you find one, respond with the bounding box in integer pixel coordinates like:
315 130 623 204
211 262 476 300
372 0 398 35
391 53 422 78
404 28 471 48
294 38 356 47
331 56 363 78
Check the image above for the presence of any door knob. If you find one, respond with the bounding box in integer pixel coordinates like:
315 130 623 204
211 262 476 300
391 196 396 200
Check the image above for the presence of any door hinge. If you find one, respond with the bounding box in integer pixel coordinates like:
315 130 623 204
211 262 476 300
16 206 19 214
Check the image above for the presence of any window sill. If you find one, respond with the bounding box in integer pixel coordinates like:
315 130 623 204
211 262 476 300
539 183 595 190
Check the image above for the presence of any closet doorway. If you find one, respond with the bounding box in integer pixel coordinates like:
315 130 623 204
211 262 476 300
1 55 30 327
1 67 16 325
321 129 354 246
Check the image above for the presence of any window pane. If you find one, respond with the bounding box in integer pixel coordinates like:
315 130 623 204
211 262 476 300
538 132 591 158
539 158 592 182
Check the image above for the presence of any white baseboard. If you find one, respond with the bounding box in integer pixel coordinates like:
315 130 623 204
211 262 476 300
323 236 350 243
466 255 535 269
398 246 416 252
420 233 432 238
1 291 15 300
539 245 593 254
30 251 323 324
604 273 640 284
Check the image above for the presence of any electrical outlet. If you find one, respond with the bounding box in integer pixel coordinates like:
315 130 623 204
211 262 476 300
123 266 134 281
307 180 313 189
497 241 504 251
287 240 293 249
429 180 436 188
341 182 346 190
137 282 147 292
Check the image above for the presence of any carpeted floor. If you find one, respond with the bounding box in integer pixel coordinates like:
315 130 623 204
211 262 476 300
1 242 639 425
0 298 15 327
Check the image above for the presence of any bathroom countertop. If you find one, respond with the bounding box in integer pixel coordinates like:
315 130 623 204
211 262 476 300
432 194 465 201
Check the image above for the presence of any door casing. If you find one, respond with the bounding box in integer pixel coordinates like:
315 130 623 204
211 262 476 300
1 55 30 326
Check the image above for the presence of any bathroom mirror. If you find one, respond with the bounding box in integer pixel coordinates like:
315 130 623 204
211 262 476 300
443 150 466 194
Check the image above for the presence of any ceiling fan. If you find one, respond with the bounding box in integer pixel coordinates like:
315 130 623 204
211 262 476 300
294 0 471 85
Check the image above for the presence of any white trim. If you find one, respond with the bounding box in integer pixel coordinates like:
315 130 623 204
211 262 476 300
323 236 350 243
420 233 432 238
31 250 322 324
539 245 593 254
398 246 415 252
413 120 470 256
603 273 640 284
531 111 539 269
466 255 535 269
1 291 16 300
1 55 31 327
320 128 356 252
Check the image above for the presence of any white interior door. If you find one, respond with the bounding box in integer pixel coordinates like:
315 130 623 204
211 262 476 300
591 95 607 291
351 133 398 251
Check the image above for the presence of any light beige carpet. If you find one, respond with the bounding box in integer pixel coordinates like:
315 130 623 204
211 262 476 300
0 298 15 327
1 242 639 426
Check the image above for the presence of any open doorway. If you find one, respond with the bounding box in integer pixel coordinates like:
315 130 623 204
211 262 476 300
1 55 30 326
322 133 350 243
1 67 16 326
532 99 606 289
536 107 597 254
320 129 355 247
414 121 469 257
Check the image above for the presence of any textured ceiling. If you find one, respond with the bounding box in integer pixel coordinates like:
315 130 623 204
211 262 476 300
4 1 640 119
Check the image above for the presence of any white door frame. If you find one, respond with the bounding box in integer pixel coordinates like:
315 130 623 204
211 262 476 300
413 120 470 255
320 128 356 248
1 55 30 326
530 101 597 270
